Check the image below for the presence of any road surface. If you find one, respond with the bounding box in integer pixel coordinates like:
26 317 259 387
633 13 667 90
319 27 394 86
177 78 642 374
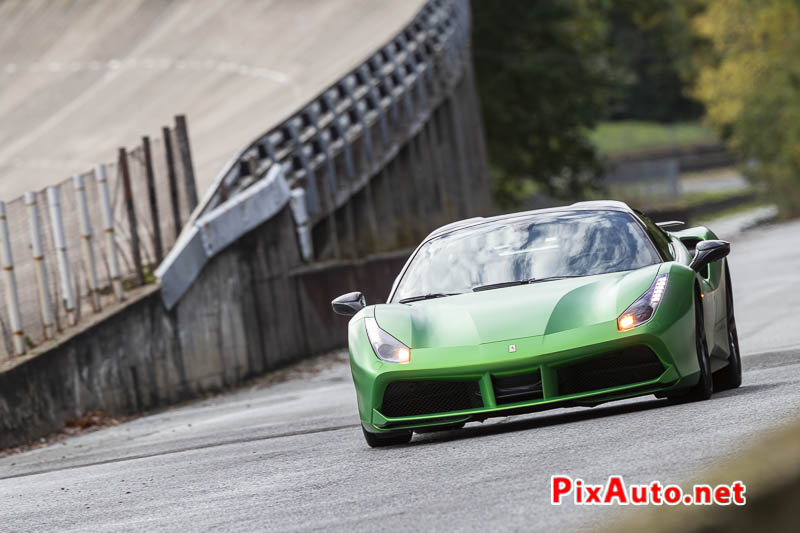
0 0 426 201
1 218 799 532
680 168 749 195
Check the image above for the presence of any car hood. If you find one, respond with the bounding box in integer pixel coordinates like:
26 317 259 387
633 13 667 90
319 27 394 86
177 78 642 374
374 264 661 348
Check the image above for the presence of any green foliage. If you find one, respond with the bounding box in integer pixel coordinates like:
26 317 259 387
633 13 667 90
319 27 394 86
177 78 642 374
471 0 615 206
590 120 715 156
694 0 800 216
471 1 706 207
471 0 800 215
603 0 706 122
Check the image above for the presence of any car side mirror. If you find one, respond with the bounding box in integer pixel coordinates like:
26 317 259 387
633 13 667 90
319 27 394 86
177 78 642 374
331 291 366 316
689 240 730 273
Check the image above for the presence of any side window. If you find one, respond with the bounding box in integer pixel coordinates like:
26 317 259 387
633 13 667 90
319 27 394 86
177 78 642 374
636 213 674 261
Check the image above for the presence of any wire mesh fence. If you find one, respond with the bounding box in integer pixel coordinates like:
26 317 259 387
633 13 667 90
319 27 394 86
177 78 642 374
0 116 196 363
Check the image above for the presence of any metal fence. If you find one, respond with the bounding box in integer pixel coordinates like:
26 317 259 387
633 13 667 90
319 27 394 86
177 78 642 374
0 116 197 363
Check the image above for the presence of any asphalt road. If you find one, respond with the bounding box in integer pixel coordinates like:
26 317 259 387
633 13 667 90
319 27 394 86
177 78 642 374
1 218 799 532
680 168 749 195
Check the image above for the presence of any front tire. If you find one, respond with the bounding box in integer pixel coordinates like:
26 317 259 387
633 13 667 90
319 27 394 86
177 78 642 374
714 264 742 391
687 293 713 401
362 426 412 448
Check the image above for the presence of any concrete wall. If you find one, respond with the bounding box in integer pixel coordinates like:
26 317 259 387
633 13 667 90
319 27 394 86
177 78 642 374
0 203 412 448
0 57 490 447
312 65 491 260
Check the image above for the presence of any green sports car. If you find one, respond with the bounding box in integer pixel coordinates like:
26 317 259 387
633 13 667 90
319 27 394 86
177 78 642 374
331 201 742 447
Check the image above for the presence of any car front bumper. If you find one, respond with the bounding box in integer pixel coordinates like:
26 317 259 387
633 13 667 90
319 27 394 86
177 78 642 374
349 310 699 433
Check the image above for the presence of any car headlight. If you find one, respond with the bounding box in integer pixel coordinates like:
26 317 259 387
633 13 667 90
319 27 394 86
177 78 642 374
364 317 410 363
617 274 668 331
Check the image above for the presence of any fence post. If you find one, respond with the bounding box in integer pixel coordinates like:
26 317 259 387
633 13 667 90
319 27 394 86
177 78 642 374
174 115 198 212
24 192 55 340
95 164 125 301
46 186 77 326
142 136 164 264
73 174 101 312
162 126 182 239
0 201 26 355
118 148 145 286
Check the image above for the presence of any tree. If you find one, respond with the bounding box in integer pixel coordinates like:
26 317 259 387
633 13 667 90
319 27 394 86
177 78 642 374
693 0 800 216
604 0 706 122
471 0 617 206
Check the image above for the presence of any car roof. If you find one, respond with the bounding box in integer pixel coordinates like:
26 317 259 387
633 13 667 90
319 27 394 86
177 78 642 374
424 200 634 241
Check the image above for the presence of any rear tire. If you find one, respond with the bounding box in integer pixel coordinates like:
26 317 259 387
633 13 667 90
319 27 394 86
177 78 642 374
714 264 742 391
687 293 713 401
362 426 412 448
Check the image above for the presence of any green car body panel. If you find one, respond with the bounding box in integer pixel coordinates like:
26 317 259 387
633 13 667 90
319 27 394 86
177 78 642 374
342 203 734 435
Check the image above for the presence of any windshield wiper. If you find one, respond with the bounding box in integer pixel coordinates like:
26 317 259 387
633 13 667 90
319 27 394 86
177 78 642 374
398 293 460 304
472 275 582 292
527 275 582 284
472 280 529 292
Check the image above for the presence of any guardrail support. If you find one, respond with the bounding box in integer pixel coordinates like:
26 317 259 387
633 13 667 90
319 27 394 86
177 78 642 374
174 115 199 212
163 126 182 239
118 148 145 286
285 120 321 216
24 192 55 340
289 189 314 261
0 201 26 355
46 186 77 326
307 108 341 260
95 164 125 301
74 174 101 312
142 135 164 264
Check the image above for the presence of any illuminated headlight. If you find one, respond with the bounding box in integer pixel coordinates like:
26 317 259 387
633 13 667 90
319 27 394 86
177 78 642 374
365 317 410 363
617 274 668 331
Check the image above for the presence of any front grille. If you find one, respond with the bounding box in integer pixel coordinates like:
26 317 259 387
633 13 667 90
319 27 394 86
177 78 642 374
380 380 482 417
558 347 664 396
492 370 544 405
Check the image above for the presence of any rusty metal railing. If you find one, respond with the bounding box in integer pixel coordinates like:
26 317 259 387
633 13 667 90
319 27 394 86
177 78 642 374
0 116 197 364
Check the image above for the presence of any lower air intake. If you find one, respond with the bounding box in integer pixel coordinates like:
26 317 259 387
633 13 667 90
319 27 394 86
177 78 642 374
380 380 482 417
558 346 664 396
492 370 544 405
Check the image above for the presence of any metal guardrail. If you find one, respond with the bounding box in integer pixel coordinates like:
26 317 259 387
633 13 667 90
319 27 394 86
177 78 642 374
604 158 682 204
158 0 472 308
0 117 197 364
194 0 469 223
602 142 735 205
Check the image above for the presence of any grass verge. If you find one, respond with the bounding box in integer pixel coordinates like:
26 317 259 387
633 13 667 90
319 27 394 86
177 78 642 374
590 121 717 156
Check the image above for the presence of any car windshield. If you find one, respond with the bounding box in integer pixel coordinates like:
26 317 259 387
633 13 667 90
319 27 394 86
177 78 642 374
391 210 661 303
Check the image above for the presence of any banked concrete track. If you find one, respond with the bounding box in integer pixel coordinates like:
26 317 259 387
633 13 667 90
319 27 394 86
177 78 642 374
0 0 425 199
